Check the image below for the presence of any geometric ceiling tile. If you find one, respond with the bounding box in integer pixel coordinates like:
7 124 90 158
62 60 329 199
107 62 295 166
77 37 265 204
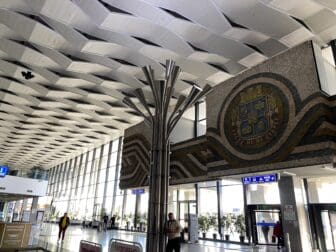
0 0 334 170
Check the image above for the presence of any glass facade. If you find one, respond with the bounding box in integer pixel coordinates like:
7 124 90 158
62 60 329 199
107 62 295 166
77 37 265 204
197 180 245 241
47 137 150 231
48 146 246 241
48 137 126 222
46 134 248 241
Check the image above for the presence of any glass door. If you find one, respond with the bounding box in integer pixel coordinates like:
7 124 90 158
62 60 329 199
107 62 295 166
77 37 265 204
321 210 336 251
178 200 197 241
254 209 281 245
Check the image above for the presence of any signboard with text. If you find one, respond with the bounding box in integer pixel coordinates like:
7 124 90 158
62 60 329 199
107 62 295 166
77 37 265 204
132 189 145 195
284 204 296 221
242 173 278 185
189 214 199 243
0 165 9 177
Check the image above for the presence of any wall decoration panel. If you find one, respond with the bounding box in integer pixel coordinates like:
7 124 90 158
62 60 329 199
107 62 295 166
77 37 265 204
120 41 336 189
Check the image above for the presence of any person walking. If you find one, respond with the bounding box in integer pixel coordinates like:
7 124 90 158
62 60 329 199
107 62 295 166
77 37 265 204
58 213 70 243
165 212 182 252
273 221 284 249
110 215 116 228
103 213 109 232
261 220 270 243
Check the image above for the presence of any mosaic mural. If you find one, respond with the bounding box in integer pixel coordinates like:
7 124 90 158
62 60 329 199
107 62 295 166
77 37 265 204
224 83 288 154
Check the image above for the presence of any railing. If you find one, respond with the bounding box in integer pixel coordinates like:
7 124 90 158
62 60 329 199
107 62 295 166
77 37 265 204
79 240 102 252
0 247 51 252
109 239 143 252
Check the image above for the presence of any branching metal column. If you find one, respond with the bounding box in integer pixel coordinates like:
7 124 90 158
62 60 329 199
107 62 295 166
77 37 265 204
123 60 211 252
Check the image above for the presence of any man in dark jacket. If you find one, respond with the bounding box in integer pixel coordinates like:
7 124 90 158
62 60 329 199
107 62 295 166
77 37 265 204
58 213 70 242
103 213 109 232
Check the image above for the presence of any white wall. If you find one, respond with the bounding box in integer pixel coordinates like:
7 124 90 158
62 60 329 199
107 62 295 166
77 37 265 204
307 176 336 203
313 43 336 96
170 117 195 143
246 183 280 205
0 175 48 196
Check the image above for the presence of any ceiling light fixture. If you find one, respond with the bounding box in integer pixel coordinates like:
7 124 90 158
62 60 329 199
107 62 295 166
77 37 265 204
323 166 336 172
282 171 296 176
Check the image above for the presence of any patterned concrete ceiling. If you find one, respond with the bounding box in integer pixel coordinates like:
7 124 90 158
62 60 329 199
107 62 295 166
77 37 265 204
0 0 335 170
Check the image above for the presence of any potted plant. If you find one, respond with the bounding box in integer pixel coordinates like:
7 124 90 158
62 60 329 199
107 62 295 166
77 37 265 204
209 214 218 240
113 214 121 229
234 214 246 243
123 214 130 230
140 213 147 232
221 214 233 241
135 215 140 231
198 215 210 238
129 214 134 230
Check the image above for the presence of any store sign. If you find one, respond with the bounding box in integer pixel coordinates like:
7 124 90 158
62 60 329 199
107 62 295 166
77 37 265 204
242 173 278 185
132 189 145 195
0 166 9 177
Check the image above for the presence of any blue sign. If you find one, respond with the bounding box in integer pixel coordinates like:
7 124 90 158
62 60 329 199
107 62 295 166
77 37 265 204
256 222 276 227
132 189 145 195
242 173 278 185
0 166 9 177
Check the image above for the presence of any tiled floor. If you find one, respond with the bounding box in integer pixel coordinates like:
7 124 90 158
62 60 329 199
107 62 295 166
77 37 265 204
37 224 285 252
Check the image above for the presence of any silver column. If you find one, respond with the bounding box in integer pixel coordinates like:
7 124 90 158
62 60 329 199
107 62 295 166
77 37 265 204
123 60 212 252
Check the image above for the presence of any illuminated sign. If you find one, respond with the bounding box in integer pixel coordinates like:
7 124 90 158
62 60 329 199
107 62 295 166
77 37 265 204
132 189 145 195
242 173 278 185
0 166 9 177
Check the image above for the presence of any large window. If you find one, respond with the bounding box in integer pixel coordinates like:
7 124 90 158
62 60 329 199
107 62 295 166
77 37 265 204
322 45 335 67
48 137 124 222
196 101 206 137
307 176 336 203
198 181 219 238
246 183 280 205
220 180 244 242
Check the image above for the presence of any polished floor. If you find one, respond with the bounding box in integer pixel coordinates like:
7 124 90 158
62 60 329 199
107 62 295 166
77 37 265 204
37 224 285 252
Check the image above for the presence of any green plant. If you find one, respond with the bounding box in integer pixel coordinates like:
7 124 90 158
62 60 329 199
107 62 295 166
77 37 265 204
234 214 246 236
123 213 134 223
123 214 130 222
135 215 140 225
208 214 218 231
221 214 233 234
100 208 106 217
198 215 210 233
113 213 120 221
140 213 147 224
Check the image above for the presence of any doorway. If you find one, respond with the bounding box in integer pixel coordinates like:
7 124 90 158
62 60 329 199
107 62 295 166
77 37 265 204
321 210 336 251
248 205 281 246
310 204 336 251
178 200 197 241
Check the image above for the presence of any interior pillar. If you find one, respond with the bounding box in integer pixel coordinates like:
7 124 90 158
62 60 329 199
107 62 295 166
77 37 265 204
278 176 312 252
